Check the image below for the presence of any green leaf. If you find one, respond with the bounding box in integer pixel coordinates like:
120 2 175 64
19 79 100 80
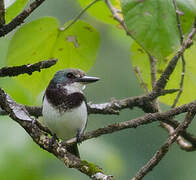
131 42 196 106
52 20 100 72
5 0 28 23
6 17 100 104
78 0 121 24
178 0 196 34
121 0 196 59
6 17 59 101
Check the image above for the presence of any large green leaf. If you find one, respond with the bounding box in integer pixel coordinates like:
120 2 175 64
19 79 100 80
5 0 28 23
121 0 196 59
6 17 59 100
6 17 100 104
131 42 196 106
52 20 100 72
78 0 121 24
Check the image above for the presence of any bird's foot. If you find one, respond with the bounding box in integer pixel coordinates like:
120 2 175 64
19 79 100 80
49 134 58 149
76 130 83 144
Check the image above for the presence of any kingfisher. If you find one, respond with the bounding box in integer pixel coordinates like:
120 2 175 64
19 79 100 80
42 68 99 157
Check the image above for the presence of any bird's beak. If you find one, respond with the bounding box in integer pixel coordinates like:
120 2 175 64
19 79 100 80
76 75 100 84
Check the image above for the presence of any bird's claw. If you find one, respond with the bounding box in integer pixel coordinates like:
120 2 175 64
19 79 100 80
49 134 58 149
76 130 83 144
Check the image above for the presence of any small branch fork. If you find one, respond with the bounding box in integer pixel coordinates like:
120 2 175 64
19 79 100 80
131 108 196 180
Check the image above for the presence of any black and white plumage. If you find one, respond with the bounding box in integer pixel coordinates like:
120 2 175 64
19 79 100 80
42 68 99 157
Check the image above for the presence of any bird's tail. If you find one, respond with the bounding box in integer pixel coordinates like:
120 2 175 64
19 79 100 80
66 143 80 158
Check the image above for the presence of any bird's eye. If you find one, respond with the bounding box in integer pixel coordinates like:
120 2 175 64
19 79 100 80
66 73 74 79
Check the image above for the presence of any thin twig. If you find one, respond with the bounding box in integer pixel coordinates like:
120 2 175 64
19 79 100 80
61 0 101 31
105 0 148 53
173 0 184 44
160 122 196 151
131 109 196 180
148 54 157 88
105 0 124 24
148 54 160 116
0 59 58 77
171 0 186 108
134 66 149 93
0 0 47 37
0 0 5 26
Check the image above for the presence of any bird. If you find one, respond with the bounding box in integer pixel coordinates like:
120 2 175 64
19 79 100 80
42 68 99 158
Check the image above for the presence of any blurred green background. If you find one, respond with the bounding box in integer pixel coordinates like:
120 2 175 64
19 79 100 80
1 0 196 179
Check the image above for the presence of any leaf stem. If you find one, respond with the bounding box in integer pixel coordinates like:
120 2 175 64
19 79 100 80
61 0 101 31
171 0 186 108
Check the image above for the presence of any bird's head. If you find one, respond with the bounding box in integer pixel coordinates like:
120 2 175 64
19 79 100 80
50 68 99 93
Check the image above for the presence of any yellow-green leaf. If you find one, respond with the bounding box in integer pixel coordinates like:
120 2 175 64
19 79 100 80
6 17 100 104
6 17 59 101
131 42 196 106
121 0 196 59
78 0 121 24
51 20 100 72
5 0 28 23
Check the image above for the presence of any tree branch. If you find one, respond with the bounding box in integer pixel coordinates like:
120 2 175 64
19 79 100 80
105 0 196 109
147 48 192 151
131 108 196 180
0 59 58 77
0 88 114 180
0 0 195 179
20 88 178 118
63 100 196 146
105 0 196 97
0 0 47 37
104 0 196 174
87 89 179 114
153 18 196 93
0 0 5 26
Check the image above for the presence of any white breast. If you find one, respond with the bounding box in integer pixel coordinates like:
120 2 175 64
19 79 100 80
42 97 87 141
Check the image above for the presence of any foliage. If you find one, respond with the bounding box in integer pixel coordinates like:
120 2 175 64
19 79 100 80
78 0 121 24
6 17 100 102
3 0 196 106
1 0 196 179
5 0 28 23
123 0 196 106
